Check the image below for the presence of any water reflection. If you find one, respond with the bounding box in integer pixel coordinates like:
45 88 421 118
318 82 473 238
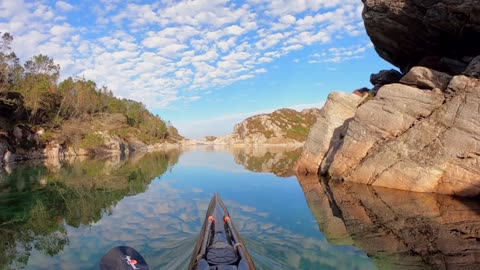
184 145 302 177
2 146 472 270
297 174 480 270
0 151 179 269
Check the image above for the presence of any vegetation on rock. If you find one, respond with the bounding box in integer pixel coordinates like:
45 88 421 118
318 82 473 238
226 108 320 144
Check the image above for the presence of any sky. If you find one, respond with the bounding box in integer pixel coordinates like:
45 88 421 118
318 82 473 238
0 0 395 138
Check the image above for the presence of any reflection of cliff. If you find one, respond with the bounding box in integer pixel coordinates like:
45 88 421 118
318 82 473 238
225 199 375 270
231 146 302 177
297 174 480 270
0 150 179 269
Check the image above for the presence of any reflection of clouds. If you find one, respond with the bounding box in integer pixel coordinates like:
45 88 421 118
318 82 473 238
177 149 247 173
24 148 375 270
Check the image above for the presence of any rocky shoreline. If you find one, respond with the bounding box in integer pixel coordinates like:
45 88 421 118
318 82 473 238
0 125 183 165
297 0 480 197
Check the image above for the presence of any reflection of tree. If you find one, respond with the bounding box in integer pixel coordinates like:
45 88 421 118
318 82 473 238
231 146 302 177
0 150 179 269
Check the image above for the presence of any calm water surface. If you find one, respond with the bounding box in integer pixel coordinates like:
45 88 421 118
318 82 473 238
0 146 376 269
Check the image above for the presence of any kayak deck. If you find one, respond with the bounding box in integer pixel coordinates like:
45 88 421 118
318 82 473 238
189 193 256 270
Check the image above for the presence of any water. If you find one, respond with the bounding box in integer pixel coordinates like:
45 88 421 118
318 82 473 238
0 146 375 269
2 146 478 269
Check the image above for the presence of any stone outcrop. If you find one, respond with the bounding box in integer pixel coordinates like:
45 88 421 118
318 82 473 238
362 0 480 72
297 174 480 270
299 60 480 196
370 69 402 87
214 108 320 145
296 92 366 174
331 71 480 196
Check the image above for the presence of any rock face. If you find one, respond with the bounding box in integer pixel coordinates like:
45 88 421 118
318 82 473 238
215 108 320 145
363 0 480 72
331 71 480 196
297 174 480 270
299 61 480 196
296 92 366 174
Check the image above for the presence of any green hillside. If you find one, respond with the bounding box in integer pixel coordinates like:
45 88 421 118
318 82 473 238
0 32 182 156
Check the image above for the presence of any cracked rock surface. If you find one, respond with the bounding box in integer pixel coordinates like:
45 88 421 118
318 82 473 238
298 61 480 196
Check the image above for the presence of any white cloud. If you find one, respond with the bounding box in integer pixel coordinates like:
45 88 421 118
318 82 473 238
309 43 371 64
56 1 74 11
3 0 365 111
280 14 296 24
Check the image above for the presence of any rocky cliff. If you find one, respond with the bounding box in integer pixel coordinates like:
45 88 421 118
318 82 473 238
215 108 320 145
297 0 480 196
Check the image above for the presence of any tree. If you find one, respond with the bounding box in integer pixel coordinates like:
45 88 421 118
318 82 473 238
20 55 61 121
0 32 23 91
24 54 60 83
57 77 102 119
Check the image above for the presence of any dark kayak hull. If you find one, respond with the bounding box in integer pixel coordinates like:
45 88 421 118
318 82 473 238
189 193 256 270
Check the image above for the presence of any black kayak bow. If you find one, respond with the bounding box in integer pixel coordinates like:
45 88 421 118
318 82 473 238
99 194 254 270
99 246 149 270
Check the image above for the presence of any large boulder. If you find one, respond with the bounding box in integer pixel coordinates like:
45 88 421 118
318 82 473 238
327 78 446 180
328 63 480 196
370 69 402 86
298 60 480 196
362 0 480 72
463 55 480 79
332 74 480 196
400 66 453 90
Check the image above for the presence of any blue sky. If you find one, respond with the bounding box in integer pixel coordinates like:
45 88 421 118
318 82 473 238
0 0 395 138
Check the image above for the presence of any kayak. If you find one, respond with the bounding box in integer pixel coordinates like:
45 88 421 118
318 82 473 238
188 193 256 270
100 193 255 270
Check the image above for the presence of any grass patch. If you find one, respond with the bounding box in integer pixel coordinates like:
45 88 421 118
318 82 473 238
80 133 104 149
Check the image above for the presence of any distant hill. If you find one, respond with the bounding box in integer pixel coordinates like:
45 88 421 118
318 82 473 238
214 108 321 145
